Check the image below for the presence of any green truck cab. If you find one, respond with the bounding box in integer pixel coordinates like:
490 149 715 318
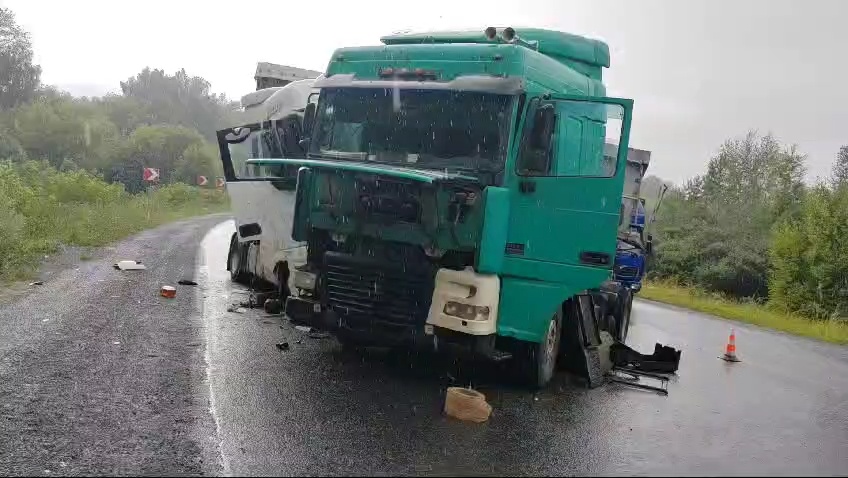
247 27 634 388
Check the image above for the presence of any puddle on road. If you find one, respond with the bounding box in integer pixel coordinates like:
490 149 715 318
197 220 236 477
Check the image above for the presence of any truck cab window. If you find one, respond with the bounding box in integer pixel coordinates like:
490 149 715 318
552 101 622 178
517 98 624 178
516 101 555 176
223 120 304 180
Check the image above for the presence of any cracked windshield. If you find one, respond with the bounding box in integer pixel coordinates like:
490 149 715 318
312 87 513 174
1 0 846 476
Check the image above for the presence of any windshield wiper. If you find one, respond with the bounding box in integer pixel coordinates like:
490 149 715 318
307 151 494 176
411 154 496 173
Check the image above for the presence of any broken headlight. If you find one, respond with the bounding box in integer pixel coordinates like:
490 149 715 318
443 301 490 321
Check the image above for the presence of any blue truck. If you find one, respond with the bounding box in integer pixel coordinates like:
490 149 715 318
612 148 665 294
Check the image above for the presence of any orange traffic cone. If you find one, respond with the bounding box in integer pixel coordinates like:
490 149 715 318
721 329 741 362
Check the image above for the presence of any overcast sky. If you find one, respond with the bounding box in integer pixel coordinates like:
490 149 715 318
2 0 845 184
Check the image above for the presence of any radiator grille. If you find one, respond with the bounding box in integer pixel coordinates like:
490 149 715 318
323 251 435 330
615 265 640 278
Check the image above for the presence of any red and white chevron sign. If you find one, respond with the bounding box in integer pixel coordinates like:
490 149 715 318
142 167 160 182
197 175 208 186
216 177 225 188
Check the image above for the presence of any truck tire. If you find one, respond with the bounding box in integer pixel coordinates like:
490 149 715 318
227 233 249 284
519 309 562 389
275 263 291 302
336 332 370 352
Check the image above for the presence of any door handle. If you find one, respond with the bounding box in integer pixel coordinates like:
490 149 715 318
519 180 536 194
580 251 611 266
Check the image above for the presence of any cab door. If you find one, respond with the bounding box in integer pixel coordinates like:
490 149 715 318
502 95 633 278
217 120 306 282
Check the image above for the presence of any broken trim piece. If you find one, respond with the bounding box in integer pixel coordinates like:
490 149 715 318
114 260 146 271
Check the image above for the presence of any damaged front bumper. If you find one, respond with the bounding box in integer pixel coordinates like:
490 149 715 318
284 296 507 360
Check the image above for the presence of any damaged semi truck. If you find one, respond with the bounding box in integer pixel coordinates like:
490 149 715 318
222 65 322 293
220 27 642 388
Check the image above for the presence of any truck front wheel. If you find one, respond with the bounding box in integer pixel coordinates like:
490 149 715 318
519 309 562 389
227 233 249 284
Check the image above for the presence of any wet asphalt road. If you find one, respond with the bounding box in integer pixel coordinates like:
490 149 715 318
1 216 847 476
0 216 226 476
200 221 848 477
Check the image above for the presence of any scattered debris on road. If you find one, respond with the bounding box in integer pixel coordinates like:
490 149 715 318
227 304 247 313
611 342 682 374
607 342 682 396
264 298 282 314
289 325 330 339
607 367 670 396
29 281 44 286
275 341 290 351
160 286 177 298
444 387 492 423
178 279 198 286
114 260 146 271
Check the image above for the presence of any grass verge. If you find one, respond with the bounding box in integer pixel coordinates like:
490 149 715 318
1 163 230 282
641 281 848 345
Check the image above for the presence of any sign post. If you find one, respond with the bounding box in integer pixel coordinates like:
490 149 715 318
142 167 160 222
142 168 160 182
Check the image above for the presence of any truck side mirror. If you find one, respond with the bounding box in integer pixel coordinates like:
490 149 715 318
531 104 555 151
301 102 317 147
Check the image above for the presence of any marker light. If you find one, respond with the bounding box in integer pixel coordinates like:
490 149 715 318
379 67 437 80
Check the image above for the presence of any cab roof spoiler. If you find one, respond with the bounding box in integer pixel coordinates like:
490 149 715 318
314 74 524 95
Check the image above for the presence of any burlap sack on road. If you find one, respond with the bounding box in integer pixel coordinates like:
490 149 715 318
444 387 492 423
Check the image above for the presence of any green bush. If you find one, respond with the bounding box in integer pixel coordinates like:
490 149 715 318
0 161 229 280
155 182 198 206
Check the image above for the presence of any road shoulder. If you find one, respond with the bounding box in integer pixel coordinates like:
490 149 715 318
0 214 229 476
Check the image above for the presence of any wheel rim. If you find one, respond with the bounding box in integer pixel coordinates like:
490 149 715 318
545 317 559 363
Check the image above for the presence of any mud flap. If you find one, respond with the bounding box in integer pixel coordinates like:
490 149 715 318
561 295 605 388
593 282 631 342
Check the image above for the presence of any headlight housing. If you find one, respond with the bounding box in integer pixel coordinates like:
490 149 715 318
293 270 317 291
443 301 490 321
